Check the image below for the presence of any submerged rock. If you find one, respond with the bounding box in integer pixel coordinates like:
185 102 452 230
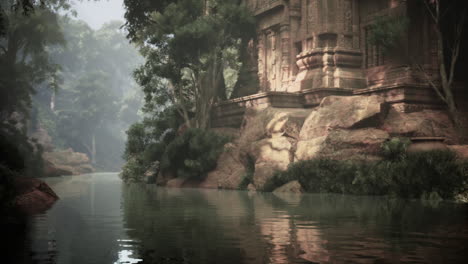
273 180 304 194
13 177 58 214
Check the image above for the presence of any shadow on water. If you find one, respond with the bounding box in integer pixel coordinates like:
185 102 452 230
2 173 468 264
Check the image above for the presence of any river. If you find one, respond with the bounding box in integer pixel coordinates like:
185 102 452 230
4 173 468 263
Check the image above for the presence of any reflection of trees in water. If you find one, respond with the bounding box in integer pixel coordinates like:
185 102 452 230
121 184 468 264
121 185 306 264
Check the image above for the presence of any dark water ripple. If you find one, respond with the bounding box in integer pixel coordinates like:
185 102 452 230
3 173 468 264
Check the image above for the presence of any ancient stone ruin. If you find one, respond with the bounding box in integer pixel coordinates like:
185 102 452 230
212 0 467 128
188 0 468 191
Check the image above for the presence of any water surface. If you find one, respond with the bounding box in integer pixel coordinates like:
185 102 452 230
5 173 468 263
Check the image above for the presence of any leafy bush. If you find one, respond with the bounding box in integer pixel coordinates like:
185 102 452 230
161 128 229 179
386 151 465 199
263 159 358 194
264 146 467 200
381 137 411 161
120 156 147 183
120 107 183 182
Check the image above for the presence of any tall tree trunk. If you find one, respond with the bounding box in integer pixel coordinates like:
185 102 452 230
91 133 96 165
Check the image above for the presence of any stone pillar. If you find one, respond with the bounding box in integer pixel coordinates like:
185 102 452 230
257 32 266 92
280 23 291 90
293 0 366 90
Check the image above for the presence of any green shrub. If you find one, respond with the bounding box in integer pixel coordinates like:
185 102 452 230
386 150 465 199
120 156 147 182
238 170 254 190
264 149 467 200
381 137 411 161
161 128 229 179
264 159 358 194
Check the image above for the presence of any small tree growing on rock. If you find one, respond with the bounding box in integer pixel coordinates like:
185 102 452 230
418 0 467 127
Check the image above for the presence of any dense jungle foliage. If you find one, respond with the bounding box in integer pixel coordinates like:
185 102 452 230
0 0 143 206
120 0 254 181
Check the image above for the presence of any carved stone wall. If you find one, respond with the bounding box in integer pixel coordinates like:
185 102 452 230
215 1 446 129
241 0 434 94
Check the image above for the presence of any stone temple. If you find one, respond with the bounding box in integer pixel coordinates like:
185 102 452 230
212 0 467 128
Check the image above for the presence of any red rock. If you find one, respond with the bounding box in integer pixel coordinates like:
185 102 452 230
13 178 59 214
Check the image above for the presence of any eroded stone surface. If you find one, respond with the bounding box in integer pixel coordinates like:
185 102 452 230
43 148 94 176
300 95 384 141
203 143 246 189
14 177 59 214
382 109 458 143
273 180 304 194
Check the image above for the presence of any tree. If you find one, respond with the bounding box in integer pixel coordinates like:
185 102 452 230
33 17 144 169
0 0 67 119
419 0 467 126
124 0 254 129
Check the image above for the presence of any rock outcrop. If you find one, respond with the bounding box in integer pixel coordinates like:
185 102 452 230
239 108 311 190
13 177 59 214
43 148 94 177
203 142 246 189
382 109 458 143
273 180 304 194
296 95 389 161
168 95 460 192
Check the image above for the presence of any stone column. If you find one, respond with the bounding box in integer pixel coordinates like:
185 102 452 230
280 24 291 90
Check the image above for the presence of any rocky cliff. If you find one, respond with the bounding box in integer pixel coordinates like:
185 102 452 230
161 94 465 191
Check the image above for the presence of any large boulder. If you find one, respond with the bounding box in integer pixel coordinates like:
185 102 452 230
273 180 304 194
448 145 468 160
299 95 385 141
296 95 388 161
239 107 311 153
202 143 246 189
43 148 94 176
295 128 389 161
250 136 292 189
13 177 59 214
381 109 458 143
235 108 310 190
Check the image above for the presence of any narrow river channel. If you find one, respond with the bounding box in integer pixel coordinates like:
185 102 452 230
5 173 468 263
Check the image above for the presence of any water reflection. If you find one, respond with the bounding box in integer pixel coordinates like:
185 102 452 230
3 173 467 264
121 183 468 264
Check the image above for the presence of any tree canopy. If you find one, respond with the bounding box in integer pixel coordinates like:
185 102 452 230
124 0 255 129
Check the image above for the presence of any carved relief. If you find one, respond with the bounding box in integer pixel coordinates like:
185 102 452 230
308 0 319 33
344 0 353 32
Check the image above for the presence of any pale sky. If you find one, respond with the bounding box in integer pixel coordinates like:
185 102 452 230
71 0 126 29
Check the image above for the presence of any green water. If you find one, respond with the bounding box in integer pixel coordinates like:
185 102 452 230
7 173 468 263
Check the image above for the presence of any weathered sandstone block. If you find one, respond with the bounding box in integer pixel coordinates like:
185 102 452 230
273 180 304 194
299 95 385 141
